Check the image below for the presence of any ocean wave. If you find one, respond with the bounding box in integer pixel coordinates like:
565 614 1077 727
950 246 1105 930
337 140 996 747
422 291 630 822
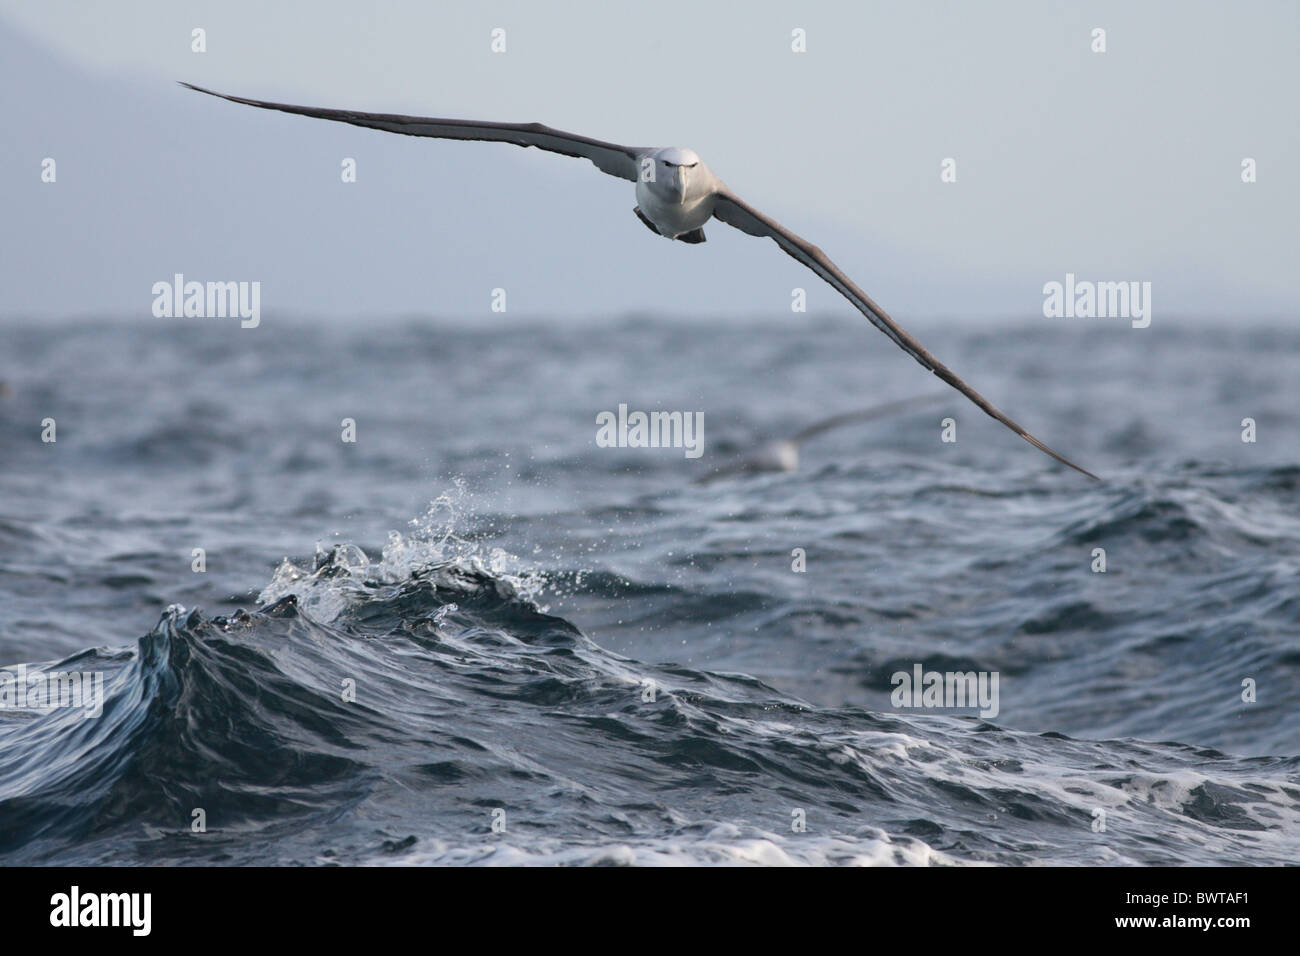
3 530 1297 865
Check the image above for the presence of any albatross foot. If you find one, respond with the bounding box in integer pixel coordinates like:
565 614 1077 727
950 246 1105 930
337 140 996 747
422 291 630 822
632 206 705 243
633 206 662 236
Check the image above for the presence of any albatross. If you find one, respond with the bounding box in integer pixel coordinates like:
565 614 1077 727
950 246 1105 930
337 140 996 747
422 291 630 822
182 83 1099 480
697 393 948 484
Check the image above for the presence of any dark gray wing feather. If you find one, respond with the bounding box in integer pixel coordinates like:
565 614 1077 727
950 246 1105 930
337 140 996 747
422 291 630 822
712 190 1099 480
181 83 645 181
788 394 947 445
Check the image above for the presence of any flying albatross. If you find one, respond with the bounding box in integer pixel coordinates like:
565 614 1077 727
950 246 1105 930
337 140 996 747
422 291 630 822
182 83 1099 480
697 393 948 484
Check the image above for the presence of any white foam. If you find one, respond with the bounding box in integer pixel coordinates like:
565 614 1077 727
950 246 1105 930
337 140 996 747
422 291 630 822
372 826 968 867
256 485 547 622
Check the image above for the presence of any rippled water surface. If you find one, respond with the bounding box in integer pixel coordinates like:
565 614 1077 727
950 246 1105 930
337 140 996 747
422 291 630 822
1 316 1296 865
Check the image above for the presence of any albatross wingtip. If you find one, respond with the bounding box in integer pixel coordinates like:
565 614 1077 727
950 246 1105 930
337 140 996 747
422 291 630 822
179 82 222 98
1021 434 1102 482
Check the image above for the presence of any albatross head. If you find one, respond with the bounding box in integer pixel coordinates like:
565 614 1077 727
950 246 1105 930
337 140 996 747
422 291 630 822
651 147 704 201
656 146 700 167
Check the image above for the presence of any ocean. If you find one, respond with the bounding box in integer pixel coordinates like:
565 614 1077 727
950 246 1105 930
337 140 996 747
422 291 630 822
0 314 1296 865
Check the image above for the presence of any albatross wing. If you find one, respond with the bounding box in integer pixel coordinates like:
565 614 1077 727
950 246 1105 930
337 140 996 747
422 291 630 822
181 83 647 182
711 189 1099 480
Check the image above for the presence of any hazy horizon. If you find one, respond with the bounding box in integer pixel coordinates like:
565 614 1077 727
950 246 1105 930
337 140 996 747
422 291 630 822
2 1 1296 324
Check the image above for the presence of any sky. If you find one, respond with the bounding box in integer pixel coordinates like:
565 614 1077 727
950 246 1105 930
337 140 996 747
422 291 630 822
1 0 1296 322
